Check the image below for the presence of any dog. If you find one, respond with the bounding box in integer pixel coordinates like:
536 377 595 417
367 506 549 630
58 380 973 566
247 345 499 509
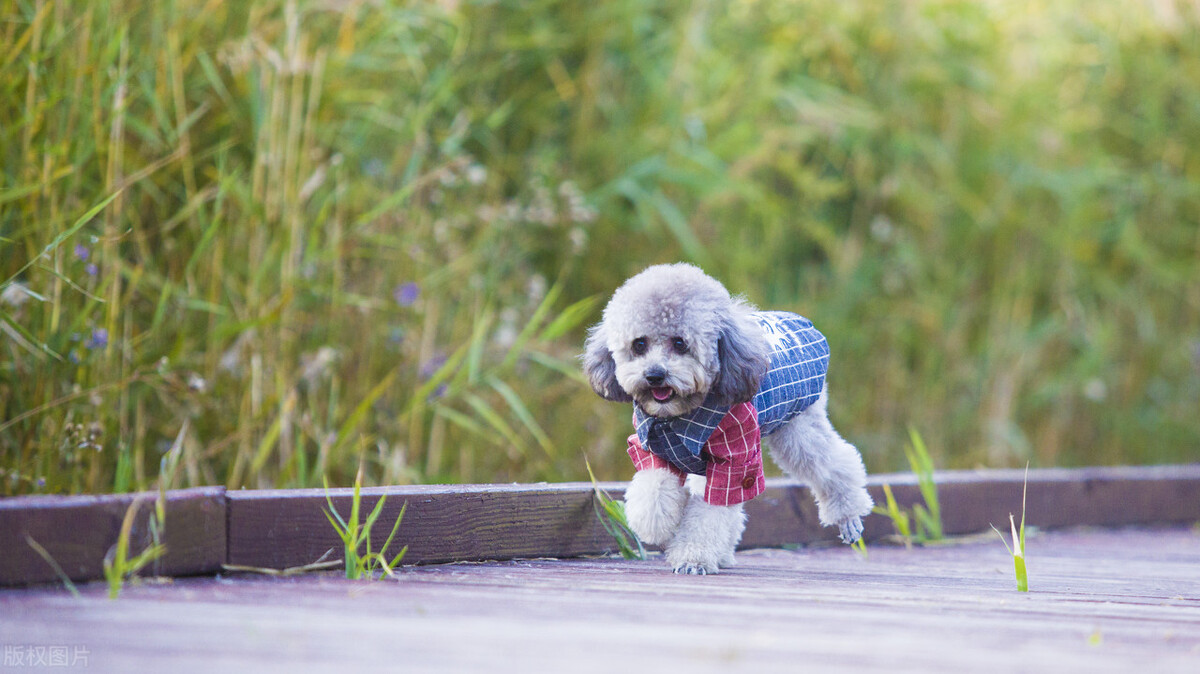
583 263 874 574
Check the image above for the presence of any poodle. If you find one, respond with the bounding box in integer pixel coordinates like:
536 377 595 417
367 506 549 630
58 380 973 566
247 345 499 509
583 263 873 574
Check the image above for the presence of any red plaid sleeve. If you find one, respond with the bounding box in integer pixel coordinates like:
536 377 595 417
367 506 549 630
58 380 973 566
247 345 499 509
627 433 687 481
702 402 764 506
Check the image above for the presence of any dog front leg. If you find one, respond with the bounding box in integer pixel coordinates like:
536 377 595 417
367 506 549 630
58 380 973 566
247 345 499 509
623 468 688 547
665 478 747 574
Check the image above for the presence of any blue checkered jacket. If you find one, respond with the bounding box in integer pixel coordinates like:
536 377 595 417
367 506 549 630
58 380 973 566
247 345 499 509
633 311 830 475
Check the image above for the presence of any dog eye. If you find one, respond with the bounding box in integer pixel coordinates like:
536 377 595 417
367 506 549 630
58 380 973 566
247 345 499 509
671 337 689 355
631 337 647 356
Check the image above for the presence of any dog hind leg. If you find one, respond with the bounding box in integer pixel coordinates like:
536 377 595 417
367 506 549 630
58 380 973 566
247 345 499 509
766 389 874 544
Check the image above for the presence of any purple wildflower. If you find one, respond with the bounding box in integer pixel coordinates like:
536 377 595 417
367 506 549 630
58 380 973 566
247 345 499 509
85 263 98 277
393 282 420 307
74 244 90 261
420 352 447 380
86 328 108 350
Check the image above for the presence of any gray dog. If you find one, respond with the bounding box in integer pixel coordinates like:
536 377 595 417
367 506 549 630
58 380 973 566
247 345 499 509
584 263 873 574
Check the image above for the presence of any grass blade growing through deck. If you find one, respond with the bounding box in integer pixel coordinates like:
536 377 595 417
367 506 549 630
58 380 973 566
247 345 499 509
1010 513 1028 593
585 458 645 560
991 464 1030 592
874 483 913 548
323 468 408 580
905 428 943 542
103 496 166 599
25 535 81 598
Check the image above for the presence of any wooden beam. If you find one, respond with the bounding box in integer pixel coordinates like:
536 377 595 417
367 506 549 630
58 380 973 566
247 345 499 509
227 465 1200 570
0 487 226 586
747 464 1200 548
225 483 622 569
2 465 1198 585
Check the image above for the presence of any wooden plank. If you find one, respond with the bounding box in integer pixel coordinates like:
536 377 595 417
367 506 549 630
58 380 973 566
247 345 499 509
2 526 1198 673
748 464 1200 548
227 465 1200 570
0 487 226 586
870 464 1200 534
2 465 1197 581
225 482 622 569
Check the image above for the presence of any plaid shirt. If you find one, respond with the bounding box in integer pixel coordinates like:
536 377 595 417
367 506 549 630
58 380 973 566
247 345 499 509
626 311 830 506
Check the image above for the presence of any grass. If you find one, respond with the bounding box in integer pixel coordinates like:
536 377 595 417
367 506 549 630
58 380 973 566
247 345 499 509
851 537 868 560
904 429 943 542
323 465 407 580
24 533 81 598
2 1 1199 497
875 428 944 547
993 464 1031 592
877 483 914 549
102 495 167 599
223 549 343 577
586 458 645 560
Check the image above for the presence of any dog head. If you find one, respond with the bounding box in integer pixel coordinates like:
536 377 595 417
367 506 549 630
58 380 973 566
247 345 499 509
583 263 770 418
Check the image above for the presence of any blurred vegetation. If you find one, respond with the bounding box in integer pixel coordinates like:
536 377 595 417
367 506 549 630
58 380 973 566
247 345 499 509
1 0 1197 496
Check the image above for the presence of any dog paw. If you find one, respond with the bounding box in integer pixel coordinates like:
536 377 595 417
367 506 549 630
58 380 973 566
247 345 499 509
673 561 717 575
663 496 745 574
666 545 723 575
837 515 864 545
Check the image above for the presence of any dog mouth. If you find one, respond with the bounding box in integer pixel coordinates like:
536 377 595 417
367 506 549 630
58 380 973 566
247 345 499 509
637 383 704 418
650 386 676 403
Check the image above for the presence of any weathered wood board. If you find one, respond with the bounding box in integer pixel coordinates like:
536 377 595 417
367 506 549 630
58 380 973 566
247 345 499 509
2 465 1198 585
225 482 621 569
0 487 226 585
227 465 1200 569
2 526 1197 673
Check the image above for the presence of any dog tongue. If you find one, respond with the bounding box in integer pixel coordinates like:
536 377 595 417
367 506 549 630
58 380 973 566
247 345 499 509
651 387 674 402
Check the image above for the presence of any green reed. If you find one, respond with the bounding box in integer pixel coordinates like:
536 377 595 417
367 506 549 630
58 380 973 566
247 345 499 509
2 1 1197 496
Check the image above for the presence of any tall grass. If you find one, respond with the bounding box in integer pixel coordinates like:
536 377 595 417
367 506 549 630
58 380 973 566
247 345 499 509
2 1 1198 496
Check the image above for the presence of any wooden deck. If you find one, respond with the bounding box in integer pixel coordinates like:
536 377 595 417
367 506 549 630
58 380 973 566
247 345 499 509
3 525 1198 673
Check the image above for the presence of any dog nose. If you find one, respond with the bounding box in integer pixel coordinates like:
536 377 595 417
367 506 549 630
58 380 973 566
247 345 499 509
644 367 666 386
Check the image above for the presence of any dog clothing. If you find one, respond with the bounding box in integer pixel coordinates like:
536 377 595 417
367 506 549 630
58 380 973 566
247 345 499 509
626 311 830 506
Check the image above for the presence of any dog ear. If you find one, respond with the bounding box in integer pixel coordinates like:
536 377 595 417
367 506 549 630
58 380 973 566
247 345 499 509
582 322 633 402
712 302 770 405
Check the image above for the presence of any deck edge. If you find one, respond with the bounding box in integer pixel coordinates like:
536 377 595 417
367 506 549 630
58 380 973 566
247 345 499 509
2 465 1198 585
